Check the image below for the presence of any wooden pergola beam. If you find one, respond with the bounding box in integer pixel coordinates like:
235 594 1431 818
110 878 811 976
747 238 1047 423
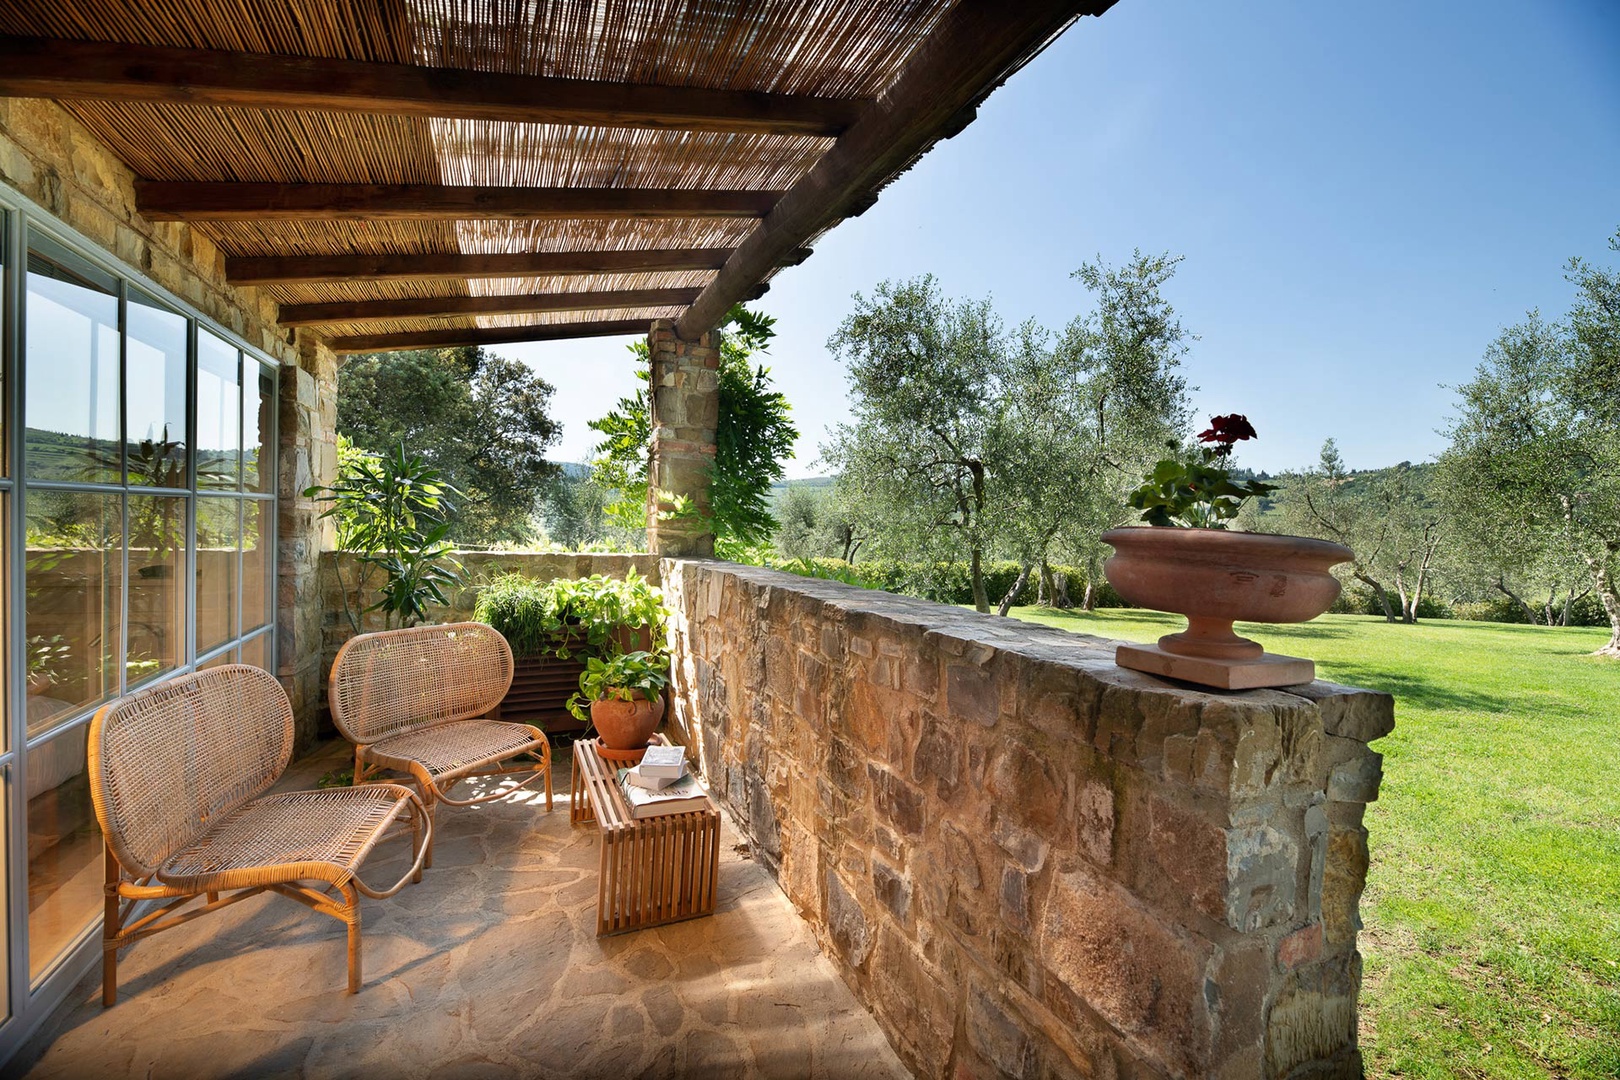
0 35 862 137
136 182 780 222
328 319 651 354
225 247 810 286
278 287 702 327
676 0 1118 338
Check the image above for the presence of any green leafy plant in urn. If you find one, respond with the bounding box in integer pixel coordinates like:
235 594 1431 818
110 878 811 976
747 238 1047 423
567 650 670 761
1102 415 1353 689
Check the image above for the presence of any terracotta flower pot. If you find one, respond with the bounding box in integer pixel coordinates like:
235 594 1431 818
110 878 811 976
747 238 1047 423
1100 527 1353 661
590 693 665 751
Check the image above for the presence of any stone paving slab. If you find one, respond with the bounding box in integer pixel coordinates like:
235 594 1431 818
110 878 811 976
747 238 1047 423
13 741 912 1080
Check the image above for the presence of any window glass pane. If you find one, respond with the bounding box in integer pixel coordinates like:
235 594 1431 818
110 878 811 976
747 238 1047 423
25 491 121 734
245 362 274 493
242 499 270 634
196 496 238 654
127 494 186 686
25 246 120 483
196 330 240 490
26 724 101 983
125 290 189 488
197 648 235 671
240 633 268 672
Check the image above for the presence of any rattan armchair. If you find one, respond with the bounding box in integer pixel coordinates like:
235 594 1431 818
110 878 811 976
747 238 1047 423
328 622 552 866
89 664 431 1006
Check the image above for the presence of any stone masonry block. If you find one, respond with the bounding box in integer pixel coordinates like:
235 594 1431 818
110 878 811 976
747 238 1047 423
1041 865 1214 1077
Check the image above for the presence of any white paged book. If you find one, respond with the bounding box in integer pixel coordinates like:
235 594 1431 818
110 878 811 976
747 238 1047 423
615 768 710 819
639 743 687 779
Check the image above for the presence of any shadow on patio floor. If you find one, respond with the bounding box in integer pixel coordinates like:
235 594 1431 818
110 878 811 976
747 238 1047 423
13 741 910 1080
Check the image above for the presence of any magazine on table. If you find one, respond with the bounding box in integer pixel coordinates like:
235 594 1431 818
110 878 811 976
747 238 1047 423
615 767 709 818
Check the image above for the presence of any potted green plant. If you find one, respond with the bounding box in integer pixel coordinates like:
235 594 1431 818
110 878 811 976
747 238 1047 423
566 649 670 756
1101 415 1353 688
473 569 667 732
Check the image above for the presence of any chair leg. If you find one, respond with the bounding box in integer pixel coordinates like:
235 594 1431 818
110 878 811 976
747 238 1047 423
422 794 437 870
343 881 362 994
102 845 120 1007
543 744 554 811
410 800 426 885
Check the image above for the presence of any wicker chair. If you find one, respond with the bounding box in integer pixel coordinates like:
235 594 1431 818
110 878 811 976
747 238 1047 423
328 622 551 866
89 664 431 1006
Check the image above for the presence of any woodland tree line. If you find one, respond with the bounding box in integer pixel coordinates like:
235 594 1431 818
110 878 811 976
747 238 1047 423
332 230 1620 657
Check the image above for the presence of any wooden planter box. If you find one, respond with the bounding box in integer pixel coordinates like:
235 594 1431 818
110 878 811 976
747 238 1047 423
493 626 658 737
496 654 589 735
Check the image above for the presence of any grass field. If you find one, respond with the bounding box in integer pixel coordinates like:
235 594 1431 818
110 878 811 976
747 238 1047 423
1002 607 1620 1079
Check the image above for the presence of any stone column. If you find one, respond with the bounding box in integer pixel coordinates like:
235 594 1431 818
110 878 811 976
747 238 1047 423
646 319 720 557
276 334 339 751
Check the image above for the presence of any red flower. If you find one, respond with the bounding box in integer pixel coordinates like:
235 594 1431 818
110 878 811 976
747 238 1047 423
1197 414 1258 445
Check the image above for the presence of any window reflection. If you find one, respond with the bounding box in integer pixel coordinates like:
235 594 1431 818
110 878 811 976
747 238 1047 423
127 494 186 686
196 496 238 654
125 291 189 489
197 331 240 490
27 725 102 982
245 363 274 493
242 499 270 634
26 246 120 484
240 633 268 672
25 492 121 733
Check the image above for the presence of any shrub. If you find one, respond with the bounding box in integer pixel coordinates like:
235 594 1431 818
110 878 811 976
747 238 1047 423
753 556 1123 609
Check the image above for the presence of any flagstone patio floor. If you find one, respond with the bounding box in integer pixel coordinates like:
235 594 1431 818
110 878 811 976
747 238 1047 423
11 740 912 1080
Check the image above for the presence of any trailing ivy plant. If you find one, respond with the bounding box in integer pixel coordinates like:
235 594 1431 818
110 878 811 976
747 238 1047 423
305 441 464 628
566 650 670 722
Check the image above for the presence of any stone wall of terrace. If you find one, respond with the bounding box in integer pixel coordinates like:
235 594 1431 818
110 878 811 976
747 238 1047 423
661 559 1393 1080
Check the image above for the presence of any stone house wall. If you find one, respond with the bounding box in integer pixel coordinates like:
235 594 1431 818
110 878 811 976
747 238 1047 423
0 97 338 748
662 560 1393 1079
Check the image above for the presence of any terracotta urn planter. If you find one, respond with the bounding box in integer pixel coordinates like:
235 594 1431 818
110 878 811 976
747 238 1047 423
1100 527 1353 689
590 694 665 751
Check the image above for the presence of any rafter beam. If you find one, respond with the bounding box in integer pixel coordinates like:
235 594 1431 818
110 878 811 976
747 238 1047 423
676 0 1118 338
278 287 701 327
136 182 780 222
225 247 809 286
327 319 650 354
0 35 862 137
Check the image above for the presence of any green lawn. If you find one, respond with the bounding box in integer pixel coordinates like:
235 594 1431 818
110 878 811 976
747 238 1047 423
1002 606 1620 1080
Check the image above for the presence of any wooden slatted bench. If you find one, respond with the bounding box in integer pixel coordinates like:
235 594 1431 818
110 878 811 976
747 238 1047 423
570 740 720 936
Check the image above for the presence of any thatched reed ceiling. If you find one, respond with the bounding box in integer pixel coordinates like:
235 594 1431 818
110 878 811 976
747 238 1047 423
0 0 1111 351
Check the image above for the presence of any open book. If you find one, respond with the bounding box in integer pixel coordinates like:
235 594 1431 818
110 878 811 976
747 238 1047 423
615 768 710 819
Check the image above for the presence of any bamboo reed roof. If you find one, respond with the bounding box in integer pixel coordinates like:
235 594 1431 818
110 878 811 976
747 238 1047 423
0 0 1113 351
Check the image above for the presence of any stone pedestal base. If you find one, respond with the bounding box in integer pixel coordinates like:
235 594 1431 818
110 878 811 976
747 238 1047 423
1116 642 1315 690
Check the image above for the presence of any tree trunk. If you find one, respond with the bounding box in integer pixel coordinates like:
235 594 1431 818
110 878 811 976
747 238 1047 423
970 547 990 613
1355 571 1396 622
997 564 1033 617
1394 566 1414 624
1038 561 1053 606
1582 548 1620 656
1052 571 1074 610
1082 553 1100 612
1493 575 1539 625
1407 524 1439 624
1543 589 1560 628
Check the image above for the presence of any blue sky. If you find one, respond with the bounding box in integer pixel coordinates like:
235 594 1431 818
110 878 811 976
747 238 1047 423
509 0 1620 477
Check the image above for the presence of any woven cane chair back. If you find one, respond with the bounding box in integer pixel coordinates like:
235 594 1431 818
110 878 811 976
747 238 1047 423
88 665 295 878
328 622 514 745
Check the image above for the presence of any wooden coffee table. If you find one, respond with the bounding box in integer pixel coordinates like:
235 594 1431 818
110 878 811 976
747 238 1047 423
570 739 720 936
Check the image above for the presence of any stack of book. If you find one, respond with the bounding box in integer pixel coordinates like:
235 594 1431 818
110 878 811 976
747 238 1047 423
616 744 709 818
